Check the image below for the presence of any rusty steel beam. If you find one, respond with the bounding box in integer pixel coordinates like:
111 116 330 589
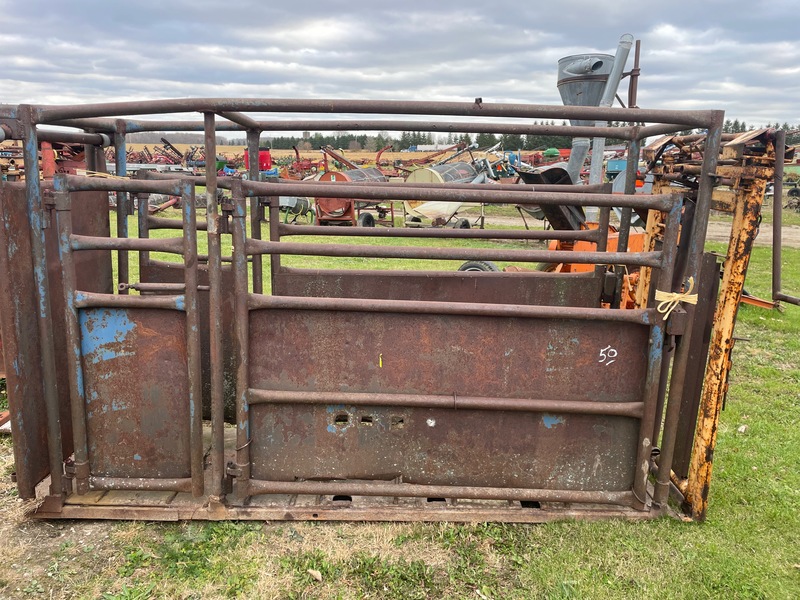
686 149 772 520
114 120 129 294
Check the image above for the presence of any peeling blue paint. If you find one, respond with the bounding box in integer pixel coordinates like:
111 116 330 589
79 308 136 364
542 414 565 429
175 295 186 311
133 454 142 461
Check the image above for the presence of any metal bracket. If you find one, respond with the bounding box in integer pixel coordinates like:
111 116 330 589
0 118 23 140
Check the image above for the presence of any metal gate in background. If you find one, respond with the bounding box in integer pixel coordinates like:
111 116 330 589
0 98 727 521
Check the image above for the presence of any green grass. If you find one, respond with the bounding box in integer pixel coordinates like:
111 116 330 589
1 214 799 598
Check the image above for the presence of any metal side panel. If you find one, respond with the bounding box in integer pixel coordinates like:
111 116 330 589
141 260 237 420
0 185 113 497
247 308 648 491
273 268 603 307
0 183 49 497
80 307 191 479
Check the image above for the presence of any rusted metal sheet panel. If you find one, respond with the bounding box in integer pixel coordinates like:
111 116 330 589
0 185 112 497
273 268 603 307
0 183 50 497
140 260 237 420
247 308 648 490
79 307 191 479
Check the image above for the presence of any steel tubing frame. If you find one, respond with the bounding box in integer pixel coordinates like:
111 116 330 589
52 175 205 497
3 96 729 521
772 129 800 306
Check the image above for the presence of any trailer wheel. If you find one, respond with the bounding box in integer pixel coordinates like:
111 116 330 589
535 262 558 272
458 260 500 272
452 218 471 229
357 212 376 227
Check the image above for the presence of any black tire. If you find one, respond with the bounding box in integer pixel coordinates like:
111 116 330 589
357 212 376 227
458 260 500 272
535 262 558 272
788 187 800 198
452 218 471 229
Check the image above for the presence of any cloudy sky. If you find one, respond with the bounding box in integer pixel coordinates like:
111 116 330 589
2 0 798 128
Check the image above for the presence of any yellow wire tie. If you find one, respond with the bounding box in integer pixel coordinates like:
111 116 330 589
654 276 698 319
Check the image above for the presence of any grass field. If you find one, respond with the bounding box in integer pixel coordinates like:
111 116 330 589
0 212 798 599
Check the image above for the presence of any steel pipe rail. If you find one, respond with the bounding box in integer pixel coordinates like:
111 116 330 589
31 98 719 128
245 479 636 506
90 477 194 493
248 389 644 418
60 174 184 196
70 234 185 254
277 224 603 243
74 291 186 311
241 180 679 211
248 294 656 325
245 239 664 268
49 117 639 140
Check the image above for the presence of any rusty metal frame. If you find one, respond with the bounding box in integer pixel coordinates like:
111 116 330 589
0 97 734 521
52 174 204 499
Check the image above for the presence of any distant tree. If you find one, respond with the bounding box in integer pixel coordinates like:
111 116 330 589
475 133 498 148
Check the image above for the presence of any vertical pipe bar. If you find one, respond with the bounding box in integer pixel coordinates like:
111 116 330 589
114 122 129 293
20 105 64 498
231 179 251 498
181 179 204 497
630 199 682 508
659 112 726 512
246 129 263 294
137 186 150 269
204 112 225 498
772 129 785 301
269 197 281 287
613 135 640 305
53 178 90 495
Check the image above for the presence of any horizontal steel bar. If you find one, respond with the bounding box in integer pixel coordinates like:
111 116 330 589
245 239 664 268
775 292 800 306
74 291 185 311
249 294 655 325
90 477 193 493
37 129 108 145
33 98 718 128
244 180 678 210
148 215 209 231
278 179 611 195
277 224 602 243
48 117 638 139
70 234 184 254
118 282 186 293
217 110 260 129
61 174 184 195
246 479 637 506
248 389 644 418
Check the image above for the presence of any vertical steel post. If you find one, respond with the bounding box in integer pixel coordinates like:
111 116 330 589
231 179 251 498
114 121 129 293
631 198 682 509
181 179 204 497
772 129 785 301
657 111 726 511
53 176 90 495
246 130 263 294
613 135 640 305
204 112 225 498
20 105 64 499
